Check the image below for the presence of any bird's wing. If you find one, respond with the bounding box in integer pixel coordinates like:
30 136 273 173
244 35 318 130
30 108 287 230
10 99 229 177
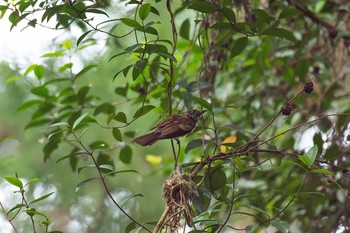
175 116 195 132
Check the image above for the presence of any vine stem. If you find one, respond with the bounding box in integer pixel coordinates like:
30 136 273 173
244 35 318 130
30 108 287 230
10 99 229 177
71 131 151 232
166 0 179 166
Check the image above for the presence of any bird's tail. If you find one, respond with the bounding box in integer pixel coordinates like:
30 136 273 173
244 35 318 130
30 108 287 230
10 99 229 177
133 132 160 146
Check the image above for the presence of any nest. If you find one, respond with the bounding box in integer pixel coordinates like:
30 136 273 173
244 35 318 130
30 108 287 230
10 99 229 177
161 165 198 231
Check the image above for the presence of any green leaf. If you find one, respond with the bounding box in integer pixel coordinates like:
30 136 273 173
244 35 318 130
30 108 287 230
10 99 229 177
104 169 139 177
58 63 73 72
205 166 227 191
252 9 275 24
77 165 96 174
41 51 65 57
271 219 289 233
25 178 40 186
180 19 190 40
185 139 205 154
27 19 37 27
89 140 109 150
17 99 42 111
76 178 98 192
311 169 334 175
132 59 148 80
133 105 155 119
114 112 127 123
7 204 25 215
192 96 212 111
4 176 23 188
94 103 115 116
188 1 218 13
215 29 234 45
222 7 236 23
31 86 49 97
150 6 160 16
50 122 70 128
298 155 311 167
126 222 137 233
75 65 97 80
29 192 55 205
139 3 151 20
56 151 86 163
112 128 123 142
120 145 132 164
34 65 44 80
72 112 89 130
245 224 259 233
121 193 144 207
25 119 50 130
0 136 14 144
305 144 318 167
279 7 302 19
231 37 248 58
24 64 37 76
85 8 109 17
61 40 72 50
120 18 142 29
98 164 114 172
262 28 296 42
77 30 93 46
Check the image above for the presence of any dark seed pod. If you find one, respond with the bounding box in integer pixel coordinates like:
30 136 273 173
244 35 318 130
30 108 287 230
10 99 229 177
304 81 314 94
281 103 293 116
138 87 146 95
312 66 320 75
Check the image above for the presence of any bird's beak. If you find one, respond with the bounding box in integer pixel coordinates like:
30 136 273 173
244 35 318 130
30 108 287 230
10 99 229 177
200 110 207 115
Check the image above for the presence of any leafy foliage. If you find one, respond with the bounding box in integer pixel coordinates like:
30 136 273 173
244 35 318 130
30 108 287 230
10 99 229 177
1 0 350 232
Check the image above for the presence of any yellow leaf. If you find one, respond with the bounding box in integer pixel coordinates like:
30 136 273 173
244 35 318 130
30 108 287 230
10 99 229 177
145 154 162 166
220 135 237 153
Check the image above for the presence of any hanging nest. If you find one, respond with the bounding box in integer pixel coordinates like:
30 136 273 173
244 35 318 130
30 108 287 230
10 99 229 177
159 165 198 232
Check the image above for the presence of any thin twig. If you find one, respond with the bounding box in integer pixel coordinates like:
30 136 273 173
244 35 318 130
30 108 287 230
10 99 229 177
71 131 151 232
0 201 19 233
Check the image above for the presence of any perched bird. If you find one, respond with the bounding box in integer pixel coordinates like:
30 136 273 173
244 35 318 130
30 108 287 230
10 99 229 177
133 109 206 146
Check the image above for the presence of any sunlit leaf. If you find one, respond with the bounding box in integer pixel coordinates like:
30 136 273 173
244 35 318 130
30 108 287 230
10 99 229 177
58 62 73 72
4 176 23 188
41 51 65 57
145 154 162 166
72 113 89 130
220 135 237 153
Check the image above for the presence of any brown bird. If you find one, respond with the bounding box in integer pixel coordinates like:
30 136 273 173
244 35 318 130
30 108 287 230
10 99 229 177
133 109 206 146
